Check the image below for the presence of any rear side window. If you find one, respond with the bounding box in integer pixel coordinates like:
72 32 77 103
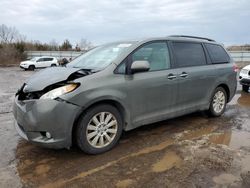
205 43 230 64
172 42 206 67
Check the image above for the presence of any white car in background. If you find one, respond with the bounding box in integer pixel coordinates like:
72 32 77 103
20 57 59 71
239 65 250 92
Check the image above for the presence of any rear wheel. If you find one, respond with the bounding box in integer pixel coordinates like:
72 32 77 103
76 104 123 154
242 85 249 92
51 64 56 67
207 87 227 117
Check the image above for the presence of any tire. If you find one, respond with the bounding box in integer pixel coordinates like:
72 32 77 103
51 64 56 67
28 65 35 71
207 87 227 117
76 104 123 154
242 85 249 92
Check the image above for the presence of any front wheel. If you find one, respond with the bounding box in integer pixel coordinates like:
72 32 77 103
207 87 227 117
76 104 123 154
242 85 249 92
28 65 35 71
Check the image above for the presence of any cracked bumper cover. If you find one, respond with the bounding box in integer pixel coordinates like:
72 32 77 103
13 97 82 149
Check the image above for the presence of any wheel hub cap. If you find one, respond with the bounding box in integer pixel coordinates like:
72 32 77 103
212 91 226 113
86 112 118 148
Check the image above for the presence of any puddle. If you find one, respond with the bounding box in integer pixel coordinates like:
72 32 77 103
208 132 231 146
39 139 174 188
237 92 250 107
228 131 250 150
207 130 250 150
182 125 218 140
116 179 134 188
152 151 182 172
229 92 250 107
35 164 50 176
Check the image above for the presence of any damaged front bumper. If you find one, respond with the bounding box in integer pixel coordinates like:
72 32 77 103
13 96 82 149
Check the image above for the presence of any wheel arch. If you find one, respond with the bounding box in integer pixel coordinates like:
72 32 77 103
71 98 129 147
29 64 35 67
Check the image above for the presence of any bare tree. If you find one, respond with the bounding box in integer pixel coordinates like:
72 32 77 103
0 24 21 44
78 38 93 51
49 39 59 50
60 39 72 51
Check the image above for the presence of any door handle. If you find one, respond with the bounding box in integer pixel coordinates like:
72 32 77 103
180 72 188 78
167 73 177 80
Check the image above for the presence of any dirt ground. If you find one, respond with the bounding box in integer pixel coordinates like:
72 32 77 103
0 67 250 188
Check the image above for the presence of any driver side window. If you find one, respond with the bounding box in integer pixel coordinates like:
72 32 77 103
37 58 44 62
132 42 170 71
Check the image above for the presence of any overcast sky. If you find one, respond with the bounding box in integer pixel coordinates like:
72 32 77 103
0 0 249 46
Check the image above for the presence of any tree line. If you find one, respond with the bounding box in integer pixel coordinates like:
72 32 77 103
0 24 93 65
227 44 250 51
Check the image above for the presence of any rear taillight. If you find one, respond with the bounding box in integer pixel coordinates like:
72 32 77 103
233 64 239 72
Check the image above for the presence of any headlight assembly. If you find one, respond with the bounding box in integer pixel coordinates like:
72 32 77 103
40 83 79 100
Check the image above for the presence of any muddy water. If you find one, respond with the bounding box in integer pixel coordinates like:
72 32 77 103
152 151 182 172
1 67 250 187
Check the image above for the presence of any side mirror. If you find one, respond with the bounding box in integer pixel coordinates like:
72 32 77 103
131 60 150 74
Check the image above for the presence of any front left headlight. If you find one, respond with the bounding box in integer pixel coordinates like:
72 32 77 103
40 83 79 100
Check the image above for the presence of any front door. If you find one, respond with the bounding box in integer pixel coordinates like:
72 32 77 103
35 58 45 68
125 41 179 126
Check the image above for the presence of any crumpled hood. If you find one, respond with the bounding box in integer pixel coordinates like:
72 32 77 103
23 67 81 92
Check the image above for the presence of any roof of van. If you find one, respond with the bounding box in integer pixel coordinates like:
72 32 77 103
139 35 217 43
100 36 219 49
112 36 218 47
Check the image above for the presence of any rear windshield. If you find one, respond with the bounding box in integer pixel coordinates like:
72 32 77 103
205 43 230 64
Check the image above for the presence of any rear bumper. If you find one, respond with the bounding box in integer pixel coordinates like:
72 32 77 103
13 97 82 149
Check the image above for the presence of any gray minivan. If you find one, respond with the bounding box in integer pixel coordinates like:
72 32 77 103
13 36 237 154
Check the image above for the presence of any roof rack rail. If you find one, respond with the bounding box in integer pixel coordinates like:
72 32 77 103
169 35 215 42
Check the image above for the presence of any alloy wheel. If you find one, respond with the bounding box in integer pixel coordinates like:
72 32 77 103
212 91 226 114
86 112 118 148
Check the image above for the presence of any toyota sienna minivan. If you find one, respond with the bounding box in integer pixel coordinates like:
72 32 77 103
13 35 237 154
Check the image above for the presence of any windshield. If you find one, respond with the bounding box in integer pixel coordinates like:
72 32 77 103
67 42 133 70
30 57 37 61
